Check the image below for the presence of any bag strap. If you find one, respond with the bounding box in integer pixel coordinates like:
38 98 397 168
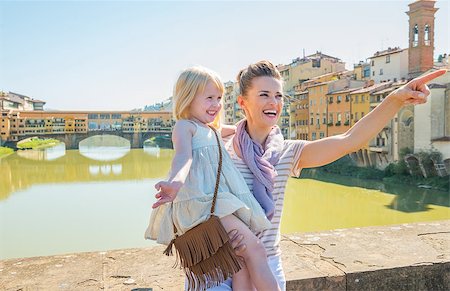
169 125 223 236
209 125 223 215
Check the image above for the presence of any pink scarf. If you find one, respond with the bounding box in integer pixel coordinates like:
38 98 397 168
233 119 284 220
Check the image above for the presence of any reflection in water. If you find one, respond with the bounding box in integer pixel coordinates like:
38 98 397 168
89 165 100 175
0 148 175 201
16 143 66 161
282 177 449 234
79 146 130 161
79 135 131 161
143 144 160 158
112 164 122 175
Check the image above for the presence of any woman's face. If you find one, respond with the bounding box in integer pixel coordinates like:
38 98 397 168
238 76 284 129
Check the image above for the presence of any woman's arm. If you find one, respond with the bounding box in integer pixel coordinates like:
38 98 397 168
221 124 236 138
152 120 195 208
296 69 447 171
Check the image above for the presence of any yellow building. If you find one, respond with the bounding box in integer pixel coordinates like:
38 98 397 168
290 71 348 140
1 111 174 142
278 52 346 96
307 82 330 140
290 90 309 140
350 82 392 126
326 87 360 137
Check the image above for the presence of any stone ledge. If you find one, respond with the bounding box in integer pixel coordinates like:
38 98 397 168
1 220 449 290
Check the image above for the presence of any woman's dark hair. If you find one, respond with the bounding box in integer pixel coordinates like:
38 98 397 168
236 60 282 96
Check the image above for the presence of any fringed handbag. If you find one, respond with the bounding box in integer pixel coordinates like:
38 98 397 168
163 126 241 291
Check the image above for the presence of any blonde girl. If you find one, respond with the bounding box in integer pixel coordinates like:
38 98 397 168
145 66 280 291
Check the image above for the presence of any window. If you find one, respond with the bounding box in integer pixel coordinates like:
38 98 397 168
379 68 384 75
372 71 375 76
337 95 342 103
413 24 419 47
424 24 430 46
312 132 316 140
363 67 370 78
319 132 325 139
329 96 333 104
371 60 374 66
312 59 321 68
386 55 390 63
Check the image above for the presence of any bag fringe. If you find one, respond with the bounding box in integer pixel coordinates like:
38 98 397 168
166 215 241 290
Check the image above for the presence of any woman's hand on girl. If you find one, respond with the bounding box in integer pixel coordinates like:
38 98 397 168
152 181 183 208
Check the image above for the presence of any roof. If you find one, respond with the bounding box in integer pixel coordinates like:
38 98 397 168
306 51 341 61
368 48 408 59
371 86 396 95
350 82 393 94
306 80 335 88
429 83 448 89
328 87 363 95
2 93 24 104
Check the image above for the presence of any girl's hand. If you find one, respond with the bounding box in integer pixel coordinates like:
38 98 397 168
389 69 446 106
152 181 183 208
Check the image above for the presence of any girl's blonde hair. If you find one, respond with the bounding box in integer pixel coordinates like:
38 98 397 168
173 66 224 128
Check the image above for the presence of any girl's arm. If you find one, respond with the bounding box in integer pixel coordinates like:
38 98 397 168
152 120 195 208
296 69 447 171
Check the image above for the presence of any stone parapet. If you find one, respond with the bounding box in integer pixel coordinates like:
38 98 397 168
1 220 448 290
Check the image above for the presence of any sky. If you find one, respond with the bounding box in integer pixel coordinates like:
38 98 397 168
0 0 449 111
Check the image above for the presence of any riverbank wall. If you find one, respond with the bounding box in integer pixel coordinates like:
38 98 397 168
1 220 449 290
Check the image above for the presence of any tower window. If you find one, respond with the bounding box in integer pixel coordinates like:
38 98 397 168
413 24 419 47
424 24 430 46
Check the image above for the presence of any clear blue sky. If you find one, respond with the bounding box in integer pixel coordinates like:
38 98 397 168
1 0 448 110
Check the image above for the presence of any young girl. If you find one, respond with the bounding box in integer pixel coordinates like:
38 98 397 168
145 66 280 291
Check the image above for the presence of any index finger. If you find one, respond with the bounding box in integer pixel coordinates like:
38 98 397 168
412 69 447 85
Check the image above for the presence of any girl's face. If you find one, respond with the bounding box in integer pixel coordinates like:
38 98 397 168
189 80 222 125
238 76 283 129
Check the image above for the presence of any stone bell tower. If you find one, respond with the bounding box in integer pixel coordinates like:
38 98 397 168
406 0 438 78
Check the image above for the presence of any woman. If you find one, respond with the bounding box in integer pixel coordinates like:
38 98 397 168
215 60 446 290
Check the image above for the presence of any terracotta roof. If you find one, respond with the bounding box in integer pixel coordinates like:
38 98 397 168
328 87 363 95
305 80 335 88
350 82 393 94
371 86 396 95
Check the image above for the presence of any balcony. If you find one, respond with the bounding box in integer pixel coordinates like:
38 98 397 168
327 122 333 127
369 146 389 153
335 121 341 126
344 120 350 126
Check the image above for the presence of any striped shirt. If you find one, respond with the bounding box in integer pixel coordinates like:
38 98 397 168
223 136 306 257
